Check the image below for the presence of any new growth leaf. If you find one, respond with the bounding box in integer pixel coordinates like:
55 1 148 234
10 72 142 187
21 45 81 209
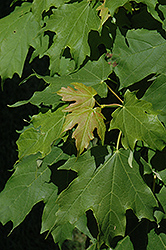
57 83 106 154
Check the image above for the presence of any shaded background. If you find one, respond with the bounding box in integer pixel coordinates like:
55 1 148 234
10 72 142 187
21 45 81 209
1 1 166 249
0 1 76 249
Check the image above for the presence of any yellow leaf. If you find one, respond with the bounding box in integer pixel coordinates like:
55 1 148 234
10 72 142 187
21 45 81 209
96 0 111 29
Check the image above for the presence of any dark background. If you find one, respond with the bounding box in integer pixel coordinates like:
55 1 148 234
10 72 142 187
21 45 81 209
1 1 166 249
0 1 60 249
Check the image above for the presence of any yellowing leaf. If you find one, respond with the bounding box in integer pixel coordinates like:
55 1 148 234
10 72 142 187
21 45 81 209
57 83 106 154
62 107 105 155
57 82 97 112
96 0 111 29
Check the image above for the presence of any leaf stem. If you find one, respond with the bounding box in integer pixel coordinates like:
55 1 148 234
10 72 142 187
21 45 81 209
101 103 123 108
116 131 122 151
95 99 101 107
106 83 123 104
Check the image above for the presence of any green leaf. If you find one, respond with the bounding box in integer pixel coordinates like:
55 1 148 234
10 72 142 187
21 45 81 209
0 3 40 81
147 229 166 249
158 169 166 184
44 1 100 74
44 214 94 247
57 82 97 111
10 55 111 108
115 236 134 250
157 169 166 213
105 0 159 21
42 55 111 98
75 214 96 244
10 77 62 108
0 153 55 231
59 57 75 76
157 186 166 214
17 106 66 159
32 0 65 22
137 0 161 22
42 150 96 244
0 146 68 232
142 74 166 125
109 90 166 151
40 148 72 246
30 34 49 63
159 5 166 30
105 0 127 16
154 210 165 224
86 243 97 250
50 149 157 245
62 107 106 155
113 29 166 88
41 181 75 246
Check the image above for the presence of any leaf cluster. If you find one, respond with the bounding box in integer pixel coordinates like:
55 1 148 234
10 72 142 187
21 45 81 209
1 0 166 249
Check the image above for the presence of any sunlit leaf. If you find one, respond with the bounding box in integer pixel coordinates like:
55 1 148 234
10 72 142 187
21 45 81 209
157 169 166 214
0 3 40 81
57 82 106 154
17 106 66 159
57 82 97 111
159 5 166 30
96 0 111 29
44 1 100 74
142 74 166 125
32 0 65 22
0 153 50 230
62 107 106 155
147 229 166 249
10 55 111 108
109 90 166 150
113 29 166 88
105 0 159 21
49 149 157 245
115 236 134 249
0 146 68 232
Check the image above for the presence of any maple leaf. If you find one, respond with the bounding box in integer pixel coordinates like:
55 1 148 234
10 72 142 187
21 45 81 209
57 83 105 154
57 82 97 111
44 1 100 74
62 107 105 155
109 90 166 150
0 3 40 81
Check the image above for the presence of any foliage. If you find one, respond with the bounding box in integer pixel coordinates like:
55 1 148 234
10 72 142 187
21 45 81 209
1 0 166 249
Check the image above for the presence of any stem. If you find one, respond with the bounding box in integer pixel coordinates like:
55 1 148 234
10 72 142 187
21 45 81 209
95 99 101 107
101 103 123 108
116 131 122 151
106 83 123 104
